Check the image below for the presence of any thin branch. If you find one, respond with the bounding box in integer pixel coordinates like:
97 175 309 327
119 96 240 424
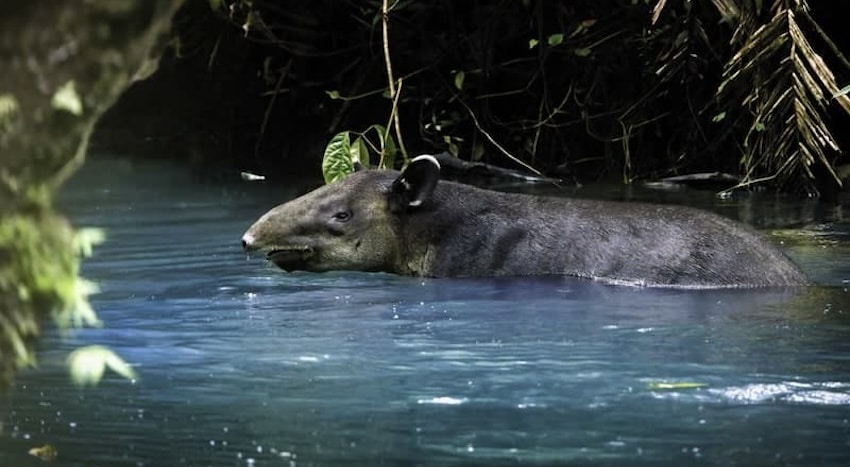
382 77 406 168
381 0 408 161
456 95 545 176
254 59 291 160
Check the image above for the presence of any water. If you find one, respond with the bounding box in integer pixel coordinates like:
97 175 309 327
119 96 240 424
2 155 850 466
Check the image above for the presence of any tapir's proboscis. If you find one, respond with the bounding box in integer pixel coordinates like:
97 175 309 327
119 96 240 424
242 155 808 288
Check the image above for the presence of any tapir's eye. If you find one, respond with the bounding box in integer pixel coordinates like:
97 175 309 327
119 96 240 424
332 211 352 222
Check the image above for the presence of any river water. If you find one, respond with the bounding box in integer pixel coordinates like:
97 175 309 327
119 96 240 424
2 155 850 466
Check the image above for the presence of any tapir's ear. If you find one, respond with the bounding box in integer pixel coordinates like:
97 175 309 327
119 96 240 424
353 160 366 172
389 154 441 213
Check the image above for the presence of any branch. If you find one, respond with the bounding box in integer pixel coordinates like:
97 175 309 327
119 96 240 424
381 0 408 161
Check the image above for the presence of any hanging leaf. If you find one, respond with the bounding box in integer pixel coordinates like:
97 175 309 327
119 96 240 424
369 124 396 169
350 136 369 167
381 134 397 170
322 131 355 184
454 70 465 90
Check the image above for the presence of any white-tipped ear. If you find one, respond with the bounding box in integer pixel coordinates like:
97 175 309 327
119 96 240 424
389 154 441 212
410 154 441 171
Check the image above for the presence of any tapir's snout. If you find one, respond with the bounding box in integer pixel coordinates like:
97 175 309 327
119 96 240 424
241 231 258 252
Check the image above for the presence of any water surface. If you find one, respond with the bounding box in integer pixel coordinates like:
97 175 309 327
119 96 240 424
2 156 850 466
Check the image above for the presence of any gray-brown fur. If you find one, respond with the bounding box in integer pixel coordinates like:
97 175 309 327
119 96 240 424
242 155 808 288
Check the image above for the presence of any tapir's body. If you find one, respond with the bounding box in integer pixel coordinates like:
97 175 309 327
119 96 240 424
242 155 807 288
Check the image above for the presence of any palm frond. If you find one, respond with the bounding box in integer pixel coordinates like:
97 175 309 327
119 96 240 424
717 0 850 193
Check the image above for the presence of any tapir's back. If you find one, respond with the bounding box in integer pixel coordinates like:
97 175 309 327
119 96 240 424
417 182 807 287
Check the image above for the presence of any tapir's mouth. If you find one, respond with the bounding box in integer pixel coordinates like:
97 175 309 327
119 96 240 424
266 246 315 271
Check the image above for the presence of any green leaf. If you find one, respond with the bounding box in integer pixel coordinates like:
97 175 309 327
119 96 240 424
326 90 342 100
381 134 397 170
69 278 101 328
712 111 726 122
528 38 539 49
547 33 564 47
51 81 83 116
73 228 106 258
350 136 368 167
367 124 396 169
322 131 355 184
454 70 465 90
574 48 592 57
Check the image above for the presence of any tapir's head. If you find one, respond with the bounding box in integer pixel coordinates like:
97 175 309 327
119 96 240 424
241 155 440 273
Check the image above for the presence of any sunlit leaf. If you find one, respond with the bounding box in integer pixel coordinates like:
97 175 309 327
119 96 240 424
322 131 355 184
712 111 726 122
69 278 102 328
67 345 137 386
73 228 106 258
350 136 369 167
326 90 342 100
51 81 83 116
528 38 539 49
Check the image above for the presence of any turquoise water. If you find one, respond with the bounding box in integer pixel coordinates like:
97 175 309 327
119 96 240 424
2 156 849 466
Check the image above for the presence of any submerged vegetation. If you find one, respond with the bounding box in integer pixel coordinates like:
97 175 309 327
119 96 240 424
198 0 849 195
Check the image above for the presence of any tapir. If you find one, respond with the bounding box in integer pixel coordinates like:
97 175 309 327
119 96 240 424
241 155 808 288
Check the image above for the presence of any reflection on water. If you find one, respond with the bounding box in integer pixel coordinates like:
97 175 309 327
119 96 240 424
2 155 850 466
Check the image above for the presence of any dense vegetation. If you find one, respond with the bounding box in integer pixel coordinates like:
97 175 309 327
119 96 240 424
0 0 179 388
147 0 850 196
